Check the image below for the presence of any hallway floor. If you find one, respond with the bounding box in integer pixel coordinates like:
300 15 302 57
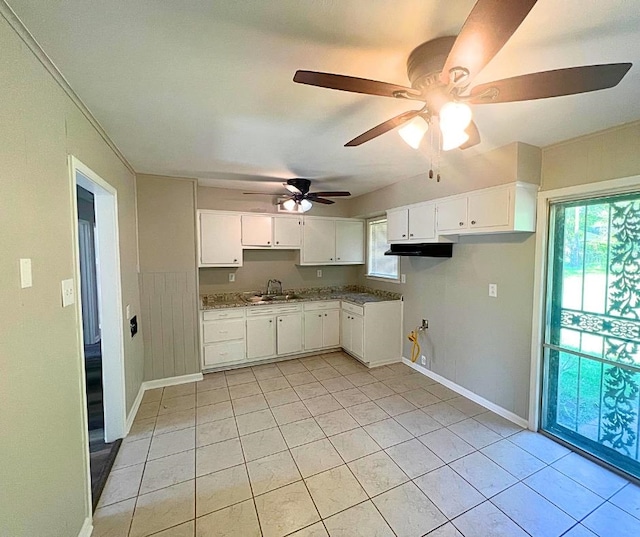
93 352 640 537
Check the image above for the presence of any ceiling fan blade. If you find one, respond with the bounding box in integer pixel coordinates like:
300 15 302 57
440 0 538 85
345 110 422 147
310 197 335 205
284 183 302 194
468 63 633 104
459 121 481 150
294 70 421 99
308 191 351 197
243 191 276 195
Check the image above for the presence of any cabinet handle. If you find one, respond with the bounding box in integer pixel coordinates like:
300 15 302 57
318 314 322 318
219 314 228 317
219 352 228 356
276 241 279 244
330 257 333 261
269 320 272 323
324 314 327 317
219 330 228 334
402 234 406 237
471 220 476 225
410 233 414 237
279 319 282 322
459 222 464 226
267 241 271 245
233 258 238 262
337 257 341 260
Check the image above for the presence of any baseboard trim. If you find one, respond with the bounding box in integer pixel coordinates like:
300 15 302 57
125 384 145 435
402 357 529 429
78 516 93 537
125 373 204 435
142 372 204 391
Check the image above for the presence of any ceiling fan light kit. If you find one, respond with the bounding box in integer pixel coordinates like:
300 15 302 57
248 178 351 214
292 0 631 161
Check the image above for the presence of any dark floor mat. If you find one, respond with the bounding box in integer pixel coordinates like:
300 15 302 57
91 437 121 512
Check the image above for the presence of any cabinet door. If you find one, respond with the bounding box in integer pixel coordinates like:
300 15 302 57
246 317 276 360
200 213 242 265
241 215 273 246
335 220 364 264
277 313 303 355
436 198 468 233
302 218 335 264
203 341 245 367
322 310 340 348
340 311 352 352
304 312 323 351
468 187 510 229
350 314 364 358
408 204 436 240
387 210 409 241
274 217 302 247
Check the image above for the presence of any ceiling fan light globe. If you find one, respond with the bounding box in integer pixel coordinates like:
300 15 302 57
439 102 472 133
282 199 297 211
398 117 428 149
442 130 470 151
300 199 313 212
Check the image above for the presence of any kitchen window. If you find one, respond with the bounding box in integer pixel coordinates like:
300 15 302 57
366 217 398 281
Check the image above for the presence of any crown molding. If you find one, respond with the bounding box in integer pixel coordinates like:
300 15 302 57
0 1 135 175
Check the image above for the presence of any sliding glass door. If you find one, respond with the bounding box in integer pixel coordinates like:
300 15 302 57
542 192 640 478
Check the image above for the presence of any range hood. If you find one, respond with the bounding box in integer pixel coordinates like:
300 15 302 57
384 243 453 258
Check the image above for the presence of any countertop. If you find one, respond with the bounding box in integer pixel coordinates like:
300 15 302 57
200 285 402 310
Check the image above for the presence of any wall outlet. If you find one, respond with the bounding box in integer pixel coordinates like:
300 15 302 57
61 278 75 307
228 273 235 282
126 304 131 319
420 355 427 366
317 269 322 278
401 274 406 284
489 283 498 298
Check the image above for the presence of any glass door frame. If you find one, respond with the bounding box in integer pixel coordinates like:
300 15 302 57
530 174 640 435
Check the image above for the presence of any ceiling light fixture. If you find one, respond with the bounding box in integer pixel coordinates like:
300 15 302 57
299 199 312 212
441 129 470 151
281 198 313 213
439 101 472 133
398 117 429 149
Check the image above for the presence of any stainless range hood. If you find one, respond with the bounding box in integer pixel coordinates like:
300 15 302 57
384 243 453 257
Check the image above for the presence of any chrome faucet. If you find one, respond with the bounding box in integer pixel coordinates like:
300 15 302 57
266 279 282 296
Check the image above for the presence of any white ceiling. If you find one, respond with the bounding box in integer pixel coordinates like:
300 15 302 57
8 0 640 196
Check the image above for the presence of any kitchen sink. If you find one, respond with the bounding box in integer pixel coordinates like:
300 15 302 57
242 293 301 303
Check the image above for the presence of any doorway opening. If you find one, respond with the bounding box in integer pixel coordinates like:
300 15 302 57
541 191 640 479
71 157 127 510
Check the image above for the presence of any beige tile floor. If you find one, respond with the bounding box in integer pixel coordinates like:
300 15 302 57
93 351 640 537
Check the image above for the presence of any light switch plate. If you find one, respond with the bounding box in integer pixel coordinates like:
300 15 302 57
61 278 75 307
126 304 131 319
489 283 498 298
229 273 235 282
401 274 406 284
317 269 322 278
20 258 32 288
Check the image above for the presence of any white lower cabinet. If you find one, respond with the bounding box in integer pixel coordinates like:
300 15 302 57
303 301 340 351
277 313 303 355
201 309 247 367
246 316 276 360
201 299 402 370
341 300 402 367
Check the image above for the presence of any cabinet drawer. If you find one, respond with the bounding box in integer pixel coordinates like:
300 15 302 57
203 319 245 343
203 340 245 367
341 301 364 316
303 301 340 311
202 309 245 321
246 304 302 316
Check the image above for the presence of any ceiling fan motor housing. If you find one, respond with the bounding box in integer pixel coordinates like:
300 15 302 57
287 178 311 195
407 36 457 91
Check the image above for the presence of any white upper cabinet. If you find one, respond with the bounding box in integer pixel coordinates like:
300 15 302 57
387 203 436 242
335 220 365 264
436 197 469 233
274 216 302 247
302 218 336 264
241 215 302 248
436 182 537 235
199 212 242 267
301 217 365 265
242 215 273 246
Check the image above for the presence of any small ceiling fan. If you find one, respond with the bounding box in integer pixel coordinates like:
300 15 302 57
293 0 632 151
244 178 351 212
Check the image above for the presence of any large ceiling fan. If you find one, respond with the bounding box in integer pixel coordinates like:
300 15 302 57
245 178 351 212
293 0 632 151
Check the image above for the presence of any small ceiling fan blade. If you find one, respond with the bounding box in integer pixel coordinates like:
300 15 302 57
459 121 481 150
284 184 302 194
310 197 335 205
308 191 351 197
294 70 421 99
440 0 538 85
345 109 422 147
468 63 633 104
243 191 277 195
